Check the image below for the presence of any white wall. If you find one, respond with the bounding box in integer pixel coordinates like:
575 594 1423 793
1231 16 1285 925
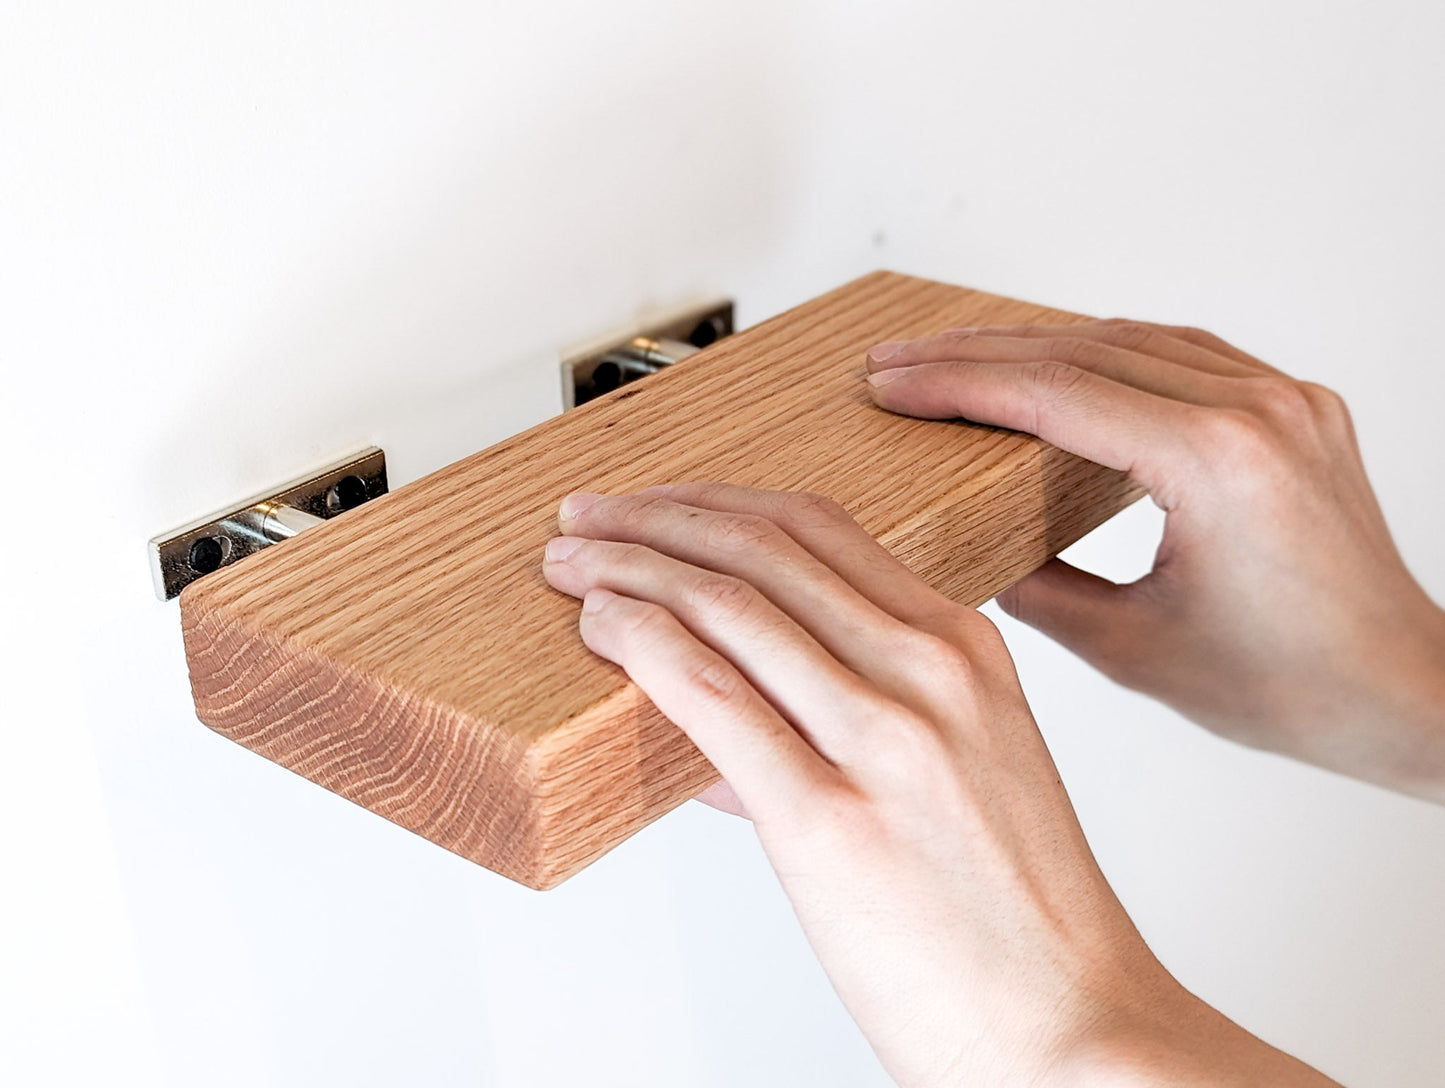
3 2 1443 1085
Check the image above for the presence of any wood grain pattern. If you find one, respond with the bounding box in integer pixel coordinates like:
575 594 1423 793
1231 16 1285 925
181 271 1142 888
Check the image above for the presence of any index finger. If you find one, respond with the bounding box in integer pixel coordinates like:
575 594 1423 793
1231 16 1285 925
867 359 1199 506
638 481 974 638
934 322 1277 378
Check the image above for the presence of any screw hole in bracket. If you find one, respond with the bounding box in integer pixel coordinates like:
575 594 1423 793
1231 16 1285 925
187 535 228 575
148 447 388 601
326 474 370 513
561 299 734 410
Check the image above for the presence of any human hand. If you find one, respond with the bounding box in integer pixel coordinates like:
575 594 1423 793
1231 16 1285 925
542 483 1333 1087
867 321 1445 802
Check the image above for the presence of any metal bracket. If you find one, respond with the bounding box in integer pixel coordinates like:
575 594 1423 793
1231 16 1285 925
148 447 388 601
561 298 734 409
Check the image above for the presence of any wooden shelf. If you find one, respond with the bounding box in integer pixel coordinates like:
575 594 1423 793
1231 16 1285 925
180 271 1140 888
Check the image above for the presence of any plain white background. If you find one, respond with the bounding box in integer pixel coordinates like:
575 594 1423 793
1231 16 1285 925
3 1 1443 1084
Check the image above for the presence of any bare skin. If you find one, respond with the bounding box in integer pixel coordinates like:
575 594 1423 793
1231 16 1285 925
866 320 1445 800
541 320 1444 1085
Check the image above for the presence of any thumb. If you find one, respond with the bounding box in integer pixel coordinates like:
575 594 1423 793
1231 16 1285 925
996 558 1146 679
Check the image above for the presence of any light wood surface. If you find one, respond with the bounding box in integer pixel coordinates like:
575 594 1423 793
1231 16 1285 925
181 271 1141 888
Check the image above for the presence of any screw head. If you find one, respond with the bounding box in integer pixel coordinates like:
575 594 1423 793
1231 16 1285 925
326 475 369 514
590 360 622 394
188 536 224 574
687 315 725 349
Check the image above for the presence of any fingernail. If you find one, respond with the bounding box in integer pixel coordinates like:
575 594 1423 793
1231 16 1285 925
867 341 908 363
582 587 616 613
559 492 602 520
545 536 585 562
867 367 909 386
638 484 675 497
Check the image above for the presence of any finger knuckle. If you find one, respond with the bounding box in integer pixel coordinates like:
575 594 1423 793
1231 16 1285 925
685 573 759 623
1039 337 1089 366
783 490 849 526
1250 376 1314 423
923 617 1019 699
1188 407 1279 470
887 707 949 760
1096 320 1153 352
859 712 972 824
683 656 741 706
700 512 781 554
1028 358 1090 399
905 631 977 685
921 598 996 647
1299 380 1352 428
865 706 949 774
1010 359 1090 435
960 608 1008 656
668 481 721 506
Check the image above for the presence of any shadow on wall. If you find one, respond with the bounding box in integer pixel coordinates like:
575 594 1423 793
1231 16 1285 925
145 22 805 522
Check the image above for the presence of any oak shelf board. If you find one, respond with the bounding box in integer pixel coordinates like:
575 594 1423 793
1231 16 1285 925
181 270 1139 888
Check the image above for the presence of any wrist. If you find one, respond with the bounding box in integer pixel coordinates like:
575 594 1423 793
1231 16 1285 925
1403 600 1445 801
1044 984 1337 1088
1041 985 1214 1088
1361 594 1445 803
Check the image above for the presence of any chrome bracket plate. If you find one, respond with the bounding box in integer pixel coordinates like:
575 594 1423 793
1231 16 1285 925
561 298 734 409
148 447 388 601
